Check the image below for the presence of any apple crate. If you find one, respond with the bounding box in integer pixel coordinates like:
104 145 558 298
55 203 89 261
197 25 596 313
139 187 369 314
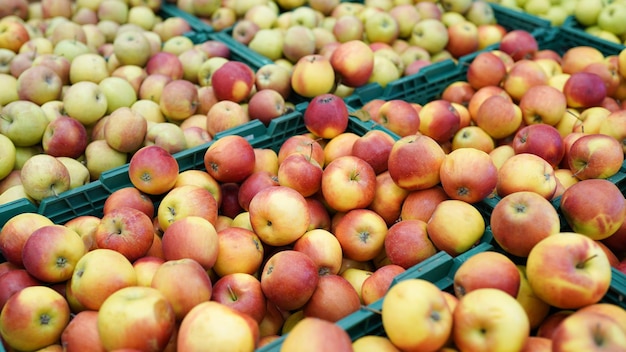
561 16 626 52
158 1 215 34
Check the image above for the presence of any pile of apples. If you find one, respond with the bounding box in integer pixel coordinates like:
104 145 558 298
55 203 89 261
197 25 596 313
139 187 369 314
571 0 626 45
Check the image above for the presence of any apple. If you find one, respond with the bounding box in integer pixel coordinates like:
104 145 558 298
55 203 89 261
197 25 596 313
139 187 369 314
409 18 448 55
111 64 148 96
322 131 360 167
103 107 147 153
491 191 561 258
293 228 343 276
0 212 55 267
157 79 198 121
0 269 41 311
384 218 436 269
41 116 88 159
515 264 552 331
83 139 127 180
282 25 316 63
512 123 565 168
261 249 319 312
498 29 538 62
306 197 332 231
382 279 453 351
247 88 286 126
451 125 495 153
254 63 292 100
334 208 388 262
496 153 558 200
16 65 62 105
0 100 49 147
60 310 106 352
0 285 70 352
129 145 179 195
204 135 255 183
352 335 400 351
519 84 567 126
552 309 626 351
213 226 264 277
446 20 478 58
560 179 626 241
144 121 188 154
351 129 395 175
466 51 507 90
502 59 549 102
427 199 485 256
387 134 446 191
360 264 406 306
572 106 611 135
321 155 377 212
303 93 349 139
62 81 108 126
97 286 175 351
368 170 410 226
439 147 497 204
281 316 352 351
237 170 279 212
0 20 30 53
278 152 323 197
291 54 336 98
453 250 521 298
94 206 154 262
205 99 250 137
150 258 212 322
330 40 374 88
563 72 607 109
160 216 219 271
567 133 624 180
157 184 219 233
374 99 421 138
210 60 255 103
473 94 521 140
20 153 70 202
145 52 184 80
248 185 310 246
599 109 626 153
527 232 612 309
303 273 361 322
453 288 530 351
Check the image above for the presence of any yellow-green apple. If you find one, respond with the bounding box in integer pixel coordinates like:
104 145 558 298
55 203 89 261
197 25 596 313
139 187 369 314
254 63 292 100
144 121 188 154
306 196 332 231
334 208 387 262
280 316 352 351
572 106 611 135
68 52 109 84
439 147 497 204
16 65 62 105
351 129 395 175
491 191 560 257
352 335 401 351
400 185 449 222
177 301 259 351
388 134 445 191
238 170 279 211
0 269 41 310
567 133 624 180
261 249 319 311
69 248 137 310
94 206 154 262
0 285 70 352
112 30 150 68
363 11 399 44
145 52 184 80
212 272 266 323
384 219 436 269
502 59 549 102
213 226 264 277
248 28 284 61
551 309 626 351
534 57 563 79
526 232 612 309
367 54 401 88
210 60 255 103
368 170 410 225
0 212 54 267
103 186 154 219
453 288 530 351
303 273 361 322
205 99 250 137
409 18 448 55
293 228 343 276
322 131 360 166
519 84 567 126
512 123 565 168
41 116 88 158
150 258 212 322
204 135 255 183
496 153 558 200
291 54 336 98
158 79 198 121
303 93 349 139
340 267 372 304
19 153 70 202
0 100 49 148
373 99 420 138
516 265 551 330
427 199 485 256
360 264 405 305
247 88 286 126
453 250 521 298
0 20 30 53
103 106 146 153
560 179 626 240
451 125 495 153
248 185 310 246
563 72 607 109
473 94 522 140
321 155 377 212
466 51 506 90
0 73 17 106
382 279 453 351
179 47 209 85
97 286 175 351
330 39 374 88
129 145 179 195
83 139 127 180
157 184 219 232
62 81 108 126
599 110 626 153
445 21 478 58
21 224 85 283
161 216 219 271
498 29 538 61
132 256 164 287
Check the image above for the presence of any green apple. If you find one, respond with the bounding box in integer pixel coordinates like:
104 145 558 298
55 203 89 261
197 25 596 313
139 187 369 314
248 28 284 61
0 133 15 180
574 0 604 27
598 3 626 35
0 100 49 147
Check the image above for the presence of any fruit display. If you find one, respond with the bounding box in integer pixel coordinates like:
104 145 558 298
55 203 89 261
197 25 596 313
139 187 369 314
3 0 626 351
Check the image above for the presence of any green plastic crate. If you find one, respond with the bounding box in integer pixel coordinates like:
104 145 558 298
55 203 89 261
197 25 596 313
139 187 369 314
561 16 626 53
158 2 214 33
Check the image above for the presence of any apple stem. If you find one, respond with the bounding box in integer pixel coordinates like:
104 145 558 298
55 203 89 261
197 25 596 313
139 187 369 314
577 254 598 269
360 305 381 315
0 113 10 122
227 284 237 301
